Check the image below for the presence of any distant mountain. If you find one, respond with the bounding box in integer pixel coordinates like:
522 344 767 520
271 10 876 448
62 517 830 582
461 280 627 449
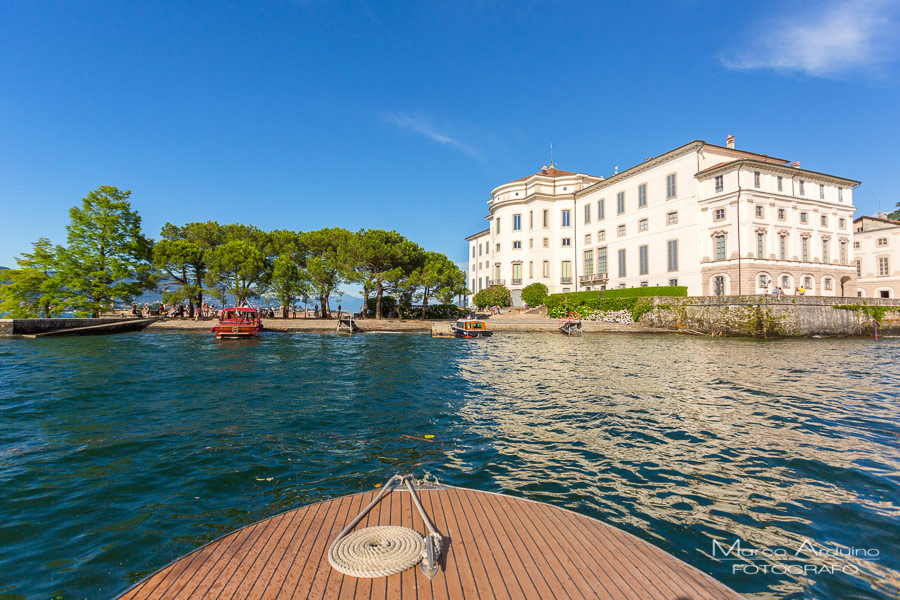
0 266 9 271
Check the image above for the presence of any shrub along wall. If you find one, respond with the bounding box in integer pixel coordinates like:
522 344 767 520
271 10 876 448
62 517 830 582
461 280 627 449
601 286 687 299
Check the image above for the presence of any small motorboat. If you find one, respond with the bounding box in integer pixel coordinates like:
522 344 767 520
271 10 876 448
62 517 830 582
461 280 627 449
211 307 262 339
451 318 492 338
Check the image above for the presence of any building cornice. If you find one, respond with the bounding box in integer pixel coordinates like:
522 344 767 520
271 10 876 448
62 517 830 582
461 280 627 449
465 228 490 241
488 193 576 213
696 159 861 187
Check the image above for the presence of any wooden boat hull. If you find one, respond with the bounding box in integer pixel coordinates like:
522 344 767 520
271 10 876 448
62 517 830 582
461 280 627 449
118 484 743 600
212 324 260 339
451 326 492 338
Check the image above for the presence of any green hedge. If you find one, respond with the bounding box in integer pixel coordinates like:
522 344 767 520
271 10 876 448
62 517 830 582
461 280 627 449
521 282 549 307
472 285 511 309
601 286 687 298
544 291 600 310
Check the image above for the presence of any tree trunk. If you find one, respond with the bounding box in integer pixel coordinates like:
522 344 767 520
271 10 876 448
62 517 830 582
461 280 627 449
375 281 385 319
421 287 430 320
361 284 369 319
320 294 328 318
282 305 289 319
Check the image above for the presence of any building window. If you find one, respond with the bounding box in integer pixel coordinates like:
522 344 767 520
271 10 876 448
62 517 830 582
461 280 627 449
562 238 571 247
561 260 572 283
804 276 812 289
639 245 649 275
778 208 786 220
585 233 592 245
495 218 500 234
782 275 790 288
542 260 549 277
495 243 501 252
819 184 825 200
617 192 625 214
754 171 761 188
755 205 764 218
779 235 787 260
529 211 533 230
822 239 829 263
821 215 828 227
513 241 522 250
598 230 606 241
714 275 725 296
597 247 607 275
879 257 890 276
666 173 677 199
584 203 591 225
618 248 627 277
839 218 845 229
715 234 726 260
618 224 626 237
801 237 809 261
472 246 475 258
840 241 847 265
757 232 765 257
777 176 783 192
800 212 808 224
597 199 605 220
854 241 860 248
543 238 549 248
561 210 571 227
667 211 678 225
529 238 534 249
513 214 521 231
856 260 861 276
512 263 522 284
667 240 678 272
478 243 483 256
529 261 533 278
669 278 678 286
799 180 805 196
639 218 648 231
715 175 724 193
638 183 647 207
877 237 888 246
584 249 593 276
714 208 725 221
824 277 832 290
759 274 768 288
838 187 844 201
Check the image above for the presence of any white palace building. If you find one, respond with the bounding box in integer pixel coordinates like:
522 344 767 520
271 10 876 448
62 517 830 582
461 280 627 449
466 136 861 304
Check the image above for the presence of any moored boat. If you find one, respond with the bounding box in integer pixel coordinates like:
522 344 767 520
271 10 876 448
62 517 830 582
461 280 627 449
451 318 492 338
211 306 262 339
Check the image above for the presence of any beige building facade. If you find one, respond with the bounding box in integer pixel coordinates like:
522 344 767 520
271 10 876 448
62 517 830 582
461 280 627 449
467 137 860 302
854 214 900 298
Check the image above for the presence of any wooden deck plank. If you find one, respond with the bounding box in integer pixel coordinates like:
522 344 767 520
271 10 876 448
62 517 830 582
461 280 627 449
461 489 534 599
118 486 744 600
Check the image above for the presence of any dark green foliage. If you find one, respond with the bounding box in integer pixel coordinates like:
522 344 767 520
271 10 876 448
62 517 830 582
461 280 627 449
472 285 511 309
0 238 65 317
399 303 468 320
544 291 601 311
521 282 549 306
366 295 397 317
546 294 654 321
601 286 687 298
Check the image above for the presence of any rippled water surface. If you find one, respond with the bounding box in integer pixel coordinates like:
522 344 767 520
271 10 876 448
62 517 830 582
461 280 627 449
1 332 899 599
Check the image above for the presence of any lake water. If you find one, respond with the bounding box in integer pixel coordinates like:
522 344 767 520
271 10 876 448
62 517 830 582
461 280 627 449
1 332 899 599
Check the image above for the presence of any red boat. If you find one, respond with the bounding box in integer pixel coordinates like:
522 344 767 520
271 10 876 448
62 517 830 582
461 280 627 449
211 307 262 339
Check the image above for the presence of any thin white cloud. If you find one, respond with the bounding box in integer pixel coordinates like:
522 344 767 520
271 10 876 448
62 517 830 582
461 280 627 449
721 0 899 78
383 112 484 161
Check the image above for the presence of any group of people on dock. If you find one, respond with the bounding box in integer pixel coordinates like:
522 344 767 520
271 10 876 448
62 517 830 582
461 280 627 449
768 286 807 296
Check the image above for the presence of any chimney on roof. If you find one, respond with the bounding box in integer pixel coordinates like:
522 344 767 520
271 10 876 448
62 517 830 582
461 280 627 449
790 161 800 168
726 134 735 149
877 212 888 219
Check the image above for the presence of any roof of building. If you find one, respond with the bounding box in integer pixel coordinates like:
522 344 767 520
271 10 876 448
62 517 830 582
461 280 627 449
695 158 861 185
465 228 490 241
509 165 595 183
853 215 900 226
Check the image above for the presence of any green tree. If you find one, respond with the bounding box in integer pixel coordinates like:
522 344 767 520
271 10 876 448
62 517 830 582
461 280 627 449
352 229 422 319
408 252 465 319
55 186 153 317
521 282 549 307
269 254 308 318
888 202 900 220
0 238 65 317
300 228 352 318
205 239 268 305
473 285 511 309
155 221 222 316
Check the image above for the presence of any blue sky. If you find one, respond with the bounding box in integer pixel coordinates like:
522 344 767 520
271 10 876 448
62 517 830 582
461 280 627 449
1 0 899 271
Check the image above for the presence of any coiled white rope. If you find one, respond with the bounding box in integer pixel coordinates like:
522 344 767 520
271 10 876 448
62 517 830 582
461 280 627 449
328 474 442 579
